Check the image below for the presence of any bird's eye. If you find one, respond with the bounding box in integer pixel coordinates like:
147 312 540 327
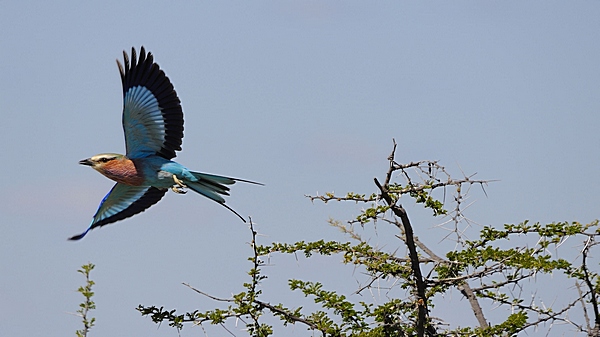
99 158 111 163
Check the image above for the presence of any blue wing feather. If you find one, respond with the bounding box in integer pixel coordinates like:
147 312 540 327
69 183 166 240
118 47 184 159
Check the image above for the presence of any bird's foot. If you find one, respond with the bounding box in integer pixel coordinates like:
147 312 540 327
171 185 187 194
171 174 188 194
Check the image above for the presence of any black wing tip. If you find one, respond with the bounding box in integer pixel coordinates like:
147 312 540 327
68 231 88 241
124 46 152 63
118 46 150 77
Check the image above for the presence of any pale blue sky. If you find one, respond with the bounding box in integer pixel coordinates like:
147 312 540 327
1 2 599 336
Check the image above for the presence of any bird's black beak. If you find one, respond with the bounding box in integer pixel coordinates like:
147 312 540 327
79 158 94 166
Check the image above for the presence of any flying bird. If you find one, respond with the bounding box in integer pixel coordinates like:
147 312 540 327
70 47 260 240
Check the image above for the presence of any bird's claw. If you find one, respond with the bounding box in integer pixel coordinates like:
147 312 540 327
171 185 187 194
171 174 188 194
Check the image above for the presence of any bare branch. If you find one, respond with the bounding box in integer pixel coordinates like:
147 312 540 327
183 283 235 303
458 282 489 328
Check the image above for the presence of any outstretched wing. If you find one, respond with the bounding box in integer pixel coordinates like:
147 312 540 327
118 47 184 159
69 183 167 240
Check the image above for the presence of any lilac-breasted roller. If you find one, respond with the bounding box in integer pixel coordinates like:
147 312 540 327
70 47 260 240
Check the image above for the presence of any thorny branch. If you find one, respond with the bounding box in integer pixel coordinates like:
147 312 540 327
309 139 496 334
139 140 600 337
581 237 600 335
183 283 321 332
306 140 600 335
374 141 435 337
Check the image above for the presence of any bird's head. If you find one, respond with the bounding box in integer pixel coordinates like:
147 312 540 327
79 153 125 171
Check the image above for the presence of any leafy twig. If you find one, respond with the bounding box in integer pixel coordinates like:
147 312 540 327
75 263 96 337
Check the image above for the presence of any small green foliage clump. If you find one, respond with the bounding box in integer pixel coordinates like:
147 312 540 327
75 263 96 337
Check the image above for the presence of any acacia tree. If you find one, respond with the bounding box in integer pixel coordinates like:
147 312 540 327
138 141 600 336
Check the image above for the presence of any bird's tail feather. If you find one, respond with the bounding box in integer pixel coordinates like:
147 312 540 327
191 172 263 186
187 172 263 222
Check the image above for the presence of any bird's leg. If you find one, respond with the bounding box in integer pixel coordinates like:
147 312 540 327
173 174 187 187
171 174 188 194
